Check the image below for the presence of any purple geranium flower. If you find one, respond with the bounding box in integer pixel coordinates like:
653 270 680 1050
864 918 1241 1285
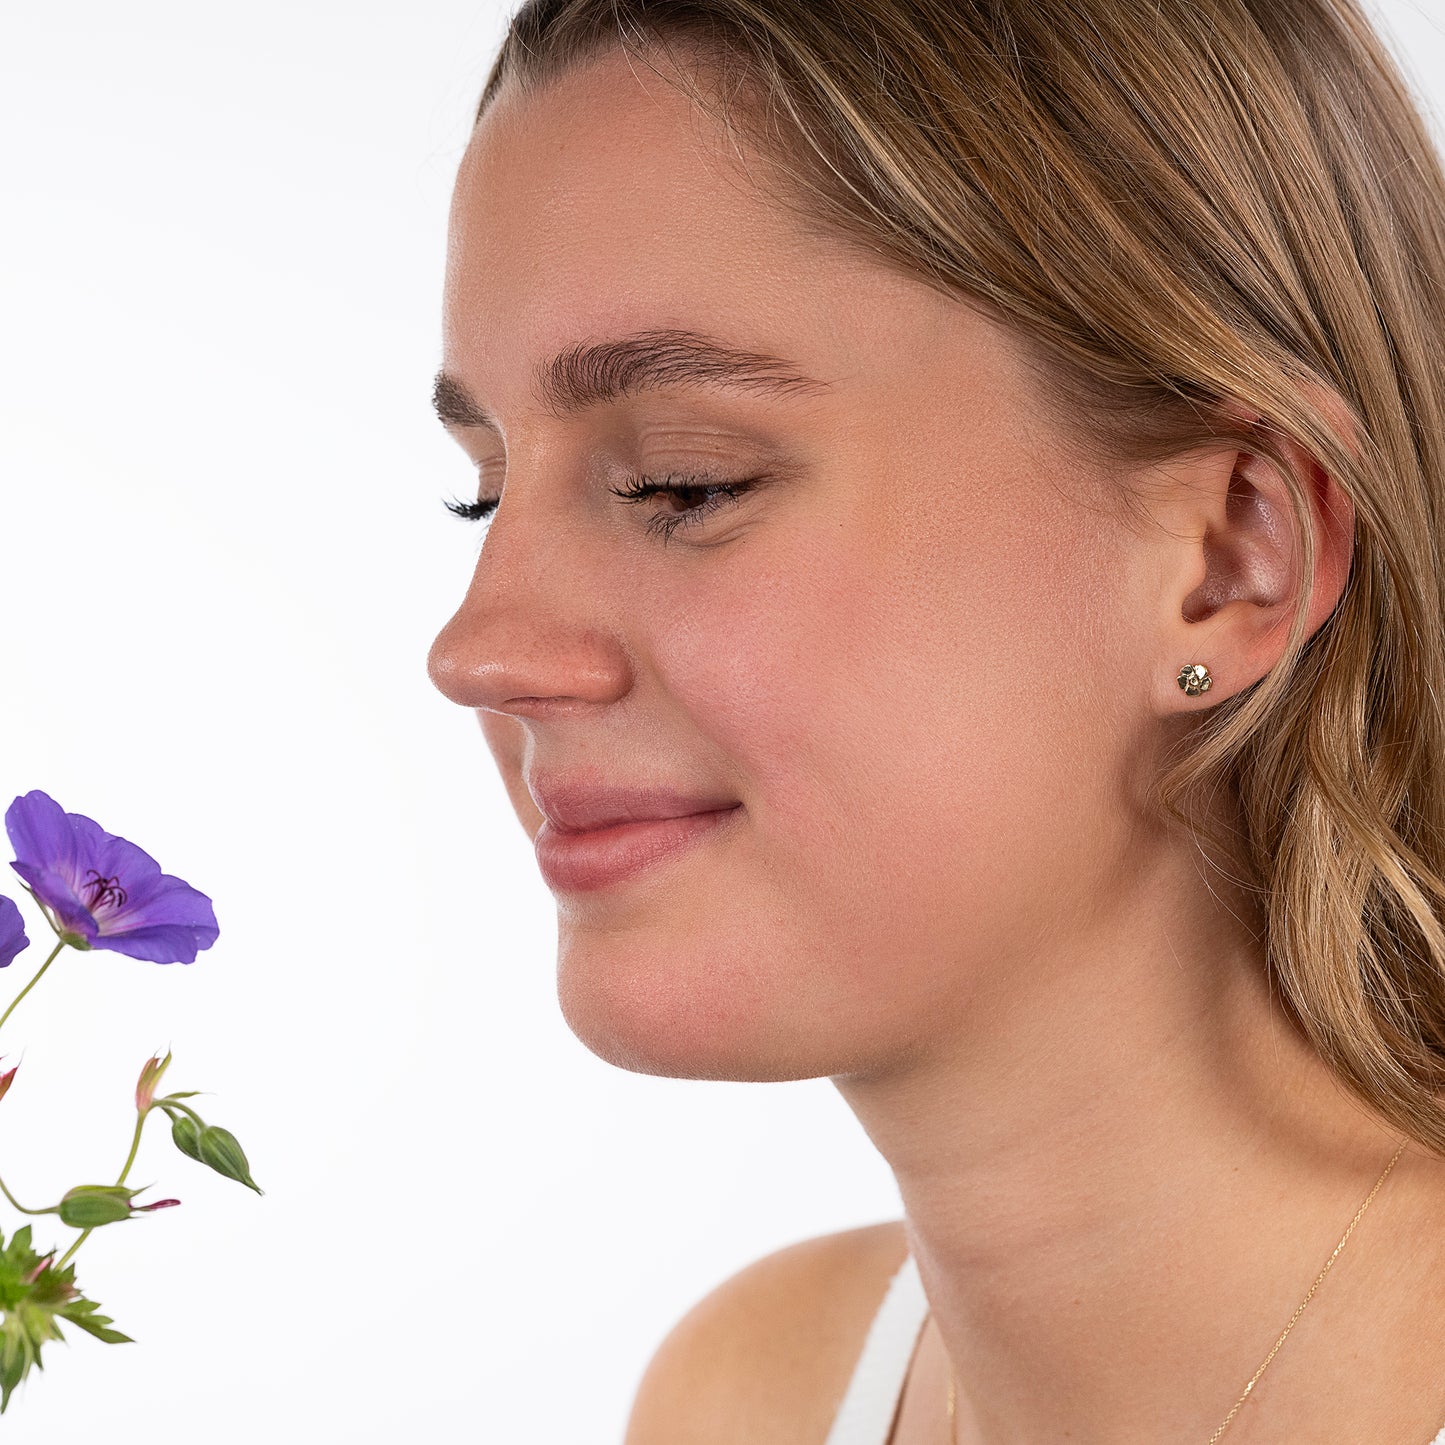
0 897 26 969
5 791 218 964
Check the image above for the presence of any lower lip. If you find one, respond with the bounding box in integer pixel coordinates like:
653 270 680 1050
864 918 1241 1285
534 806 742 892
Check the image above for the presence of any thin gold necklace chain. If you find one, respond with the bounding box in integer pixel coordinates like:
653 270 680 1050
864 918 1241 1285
940 1138 1410 1444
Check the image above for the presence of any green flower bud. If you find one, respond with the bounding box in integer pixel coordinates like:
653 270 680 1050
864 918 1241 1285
197 1126 262 1195
57 1185 137 1229
171 1114 203 1161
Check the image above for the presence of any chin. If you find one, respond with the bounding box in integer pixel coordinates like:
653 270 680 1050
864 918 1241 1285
555 926 851 1083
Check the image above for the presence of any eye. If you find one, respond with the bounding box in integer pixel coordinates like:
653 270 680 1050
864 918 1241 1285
443 495 497 523
442 470 761 544
608 471 760 543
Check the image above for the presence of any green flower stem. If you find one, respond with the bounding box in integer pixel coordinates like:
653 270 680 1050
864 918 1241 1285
0 1170 55 1217
159 1100 205 1128
55 1106 156 1271
55 1229 89 1270
115 1110 148 1188
0 940 65 1037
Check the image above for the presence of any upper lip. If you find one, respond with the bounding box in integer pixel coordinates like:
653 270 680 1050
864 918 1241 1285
528 776 740 834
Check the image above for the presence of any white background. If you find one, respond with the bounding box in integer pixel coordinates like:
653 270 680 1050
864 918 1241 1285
1 2 1442 1440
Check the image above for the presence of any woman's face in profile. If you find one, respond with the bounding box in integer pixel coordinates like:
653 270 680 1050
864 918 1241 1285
428 45 1155 1084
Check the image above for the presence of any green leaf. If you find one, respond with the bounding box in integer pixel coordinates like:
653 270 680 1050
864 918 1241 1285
0 1222 131 1410
57 1300 132 1346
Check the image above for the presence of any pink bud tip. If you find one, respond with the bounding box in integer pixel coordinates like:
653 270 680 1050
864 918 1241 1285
135 1050 171 1112
22 1253 55 1285
135 1198 181 1211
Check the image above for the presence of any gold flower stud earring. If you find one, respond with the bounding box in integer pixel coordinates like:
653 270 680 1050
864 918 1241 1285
1176 663 1213 697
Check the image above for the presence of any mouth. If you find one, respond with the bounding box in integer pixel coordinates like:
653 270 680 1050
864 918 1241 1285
532 804 743 893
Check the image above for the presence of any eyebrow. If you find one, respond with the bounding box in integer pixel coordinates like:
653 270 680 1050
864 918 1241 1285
431 327 832 433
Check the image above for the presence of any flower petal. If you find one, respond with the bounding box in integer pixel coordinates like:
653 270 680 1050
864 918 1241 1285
88 861 217 961
93 915 217 964
5 792 218 964
0 898 26 968
7 862 99 942
5 791 83 896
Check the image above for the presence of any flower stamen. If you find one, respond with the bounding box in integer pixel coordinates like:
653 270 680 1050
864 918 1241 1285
80 869 127 911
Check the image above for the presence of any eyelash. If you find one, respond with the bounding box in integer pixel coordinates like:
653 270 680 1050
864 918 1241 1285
443 471 761 544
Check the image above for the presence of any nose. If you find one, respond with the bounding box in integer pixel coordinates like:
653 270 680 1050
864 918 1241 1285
426 510 631 719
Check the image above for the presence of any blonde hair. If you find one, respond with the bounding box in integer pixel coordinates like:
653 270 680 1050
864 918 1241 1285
473 1 1445 1150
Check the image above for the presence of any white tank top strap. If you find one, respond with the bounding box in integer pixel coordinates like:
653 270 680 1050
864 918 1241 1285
823 1251 930 1445
820 1258 1445 1444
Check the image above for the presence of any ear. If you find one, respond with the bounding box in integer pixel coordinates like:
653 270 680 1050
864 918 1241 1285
1146 383 1359 716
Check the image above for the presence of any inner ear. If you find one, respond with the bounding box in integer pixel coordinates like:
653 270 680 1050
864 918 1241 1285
1183 453 1293 625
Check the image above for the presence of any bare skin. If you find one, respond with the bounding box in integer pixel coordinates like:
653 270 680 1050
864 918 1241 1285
426 42 1445 1445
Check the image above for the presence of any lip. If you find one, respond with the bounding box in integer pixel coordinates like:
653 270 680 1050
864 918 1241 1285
527 777 740 835
533 806 742 892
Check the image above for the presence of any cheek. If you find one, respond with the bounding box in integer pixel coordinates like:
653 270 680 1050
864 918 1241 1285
682 480 1126 870
557 485 1140 1081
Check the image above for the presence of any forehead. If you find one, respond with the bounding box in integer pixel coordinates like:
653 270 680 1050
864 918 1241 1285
439 44 1056 460
442 48 875 369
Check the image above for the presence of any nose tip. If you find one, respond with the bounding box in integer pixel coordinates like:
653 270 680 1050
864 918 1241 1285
426 595 631 715
425 614 468 705
427 493 635 714
427 605 518 710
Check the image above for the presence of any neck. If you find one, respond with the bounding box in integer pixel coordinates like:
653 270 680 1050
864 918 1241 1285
832 824 1441 1443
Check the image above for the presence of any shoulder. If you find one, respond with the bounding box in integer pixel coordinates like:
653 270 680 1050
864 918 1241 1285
622 1218 910 1445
